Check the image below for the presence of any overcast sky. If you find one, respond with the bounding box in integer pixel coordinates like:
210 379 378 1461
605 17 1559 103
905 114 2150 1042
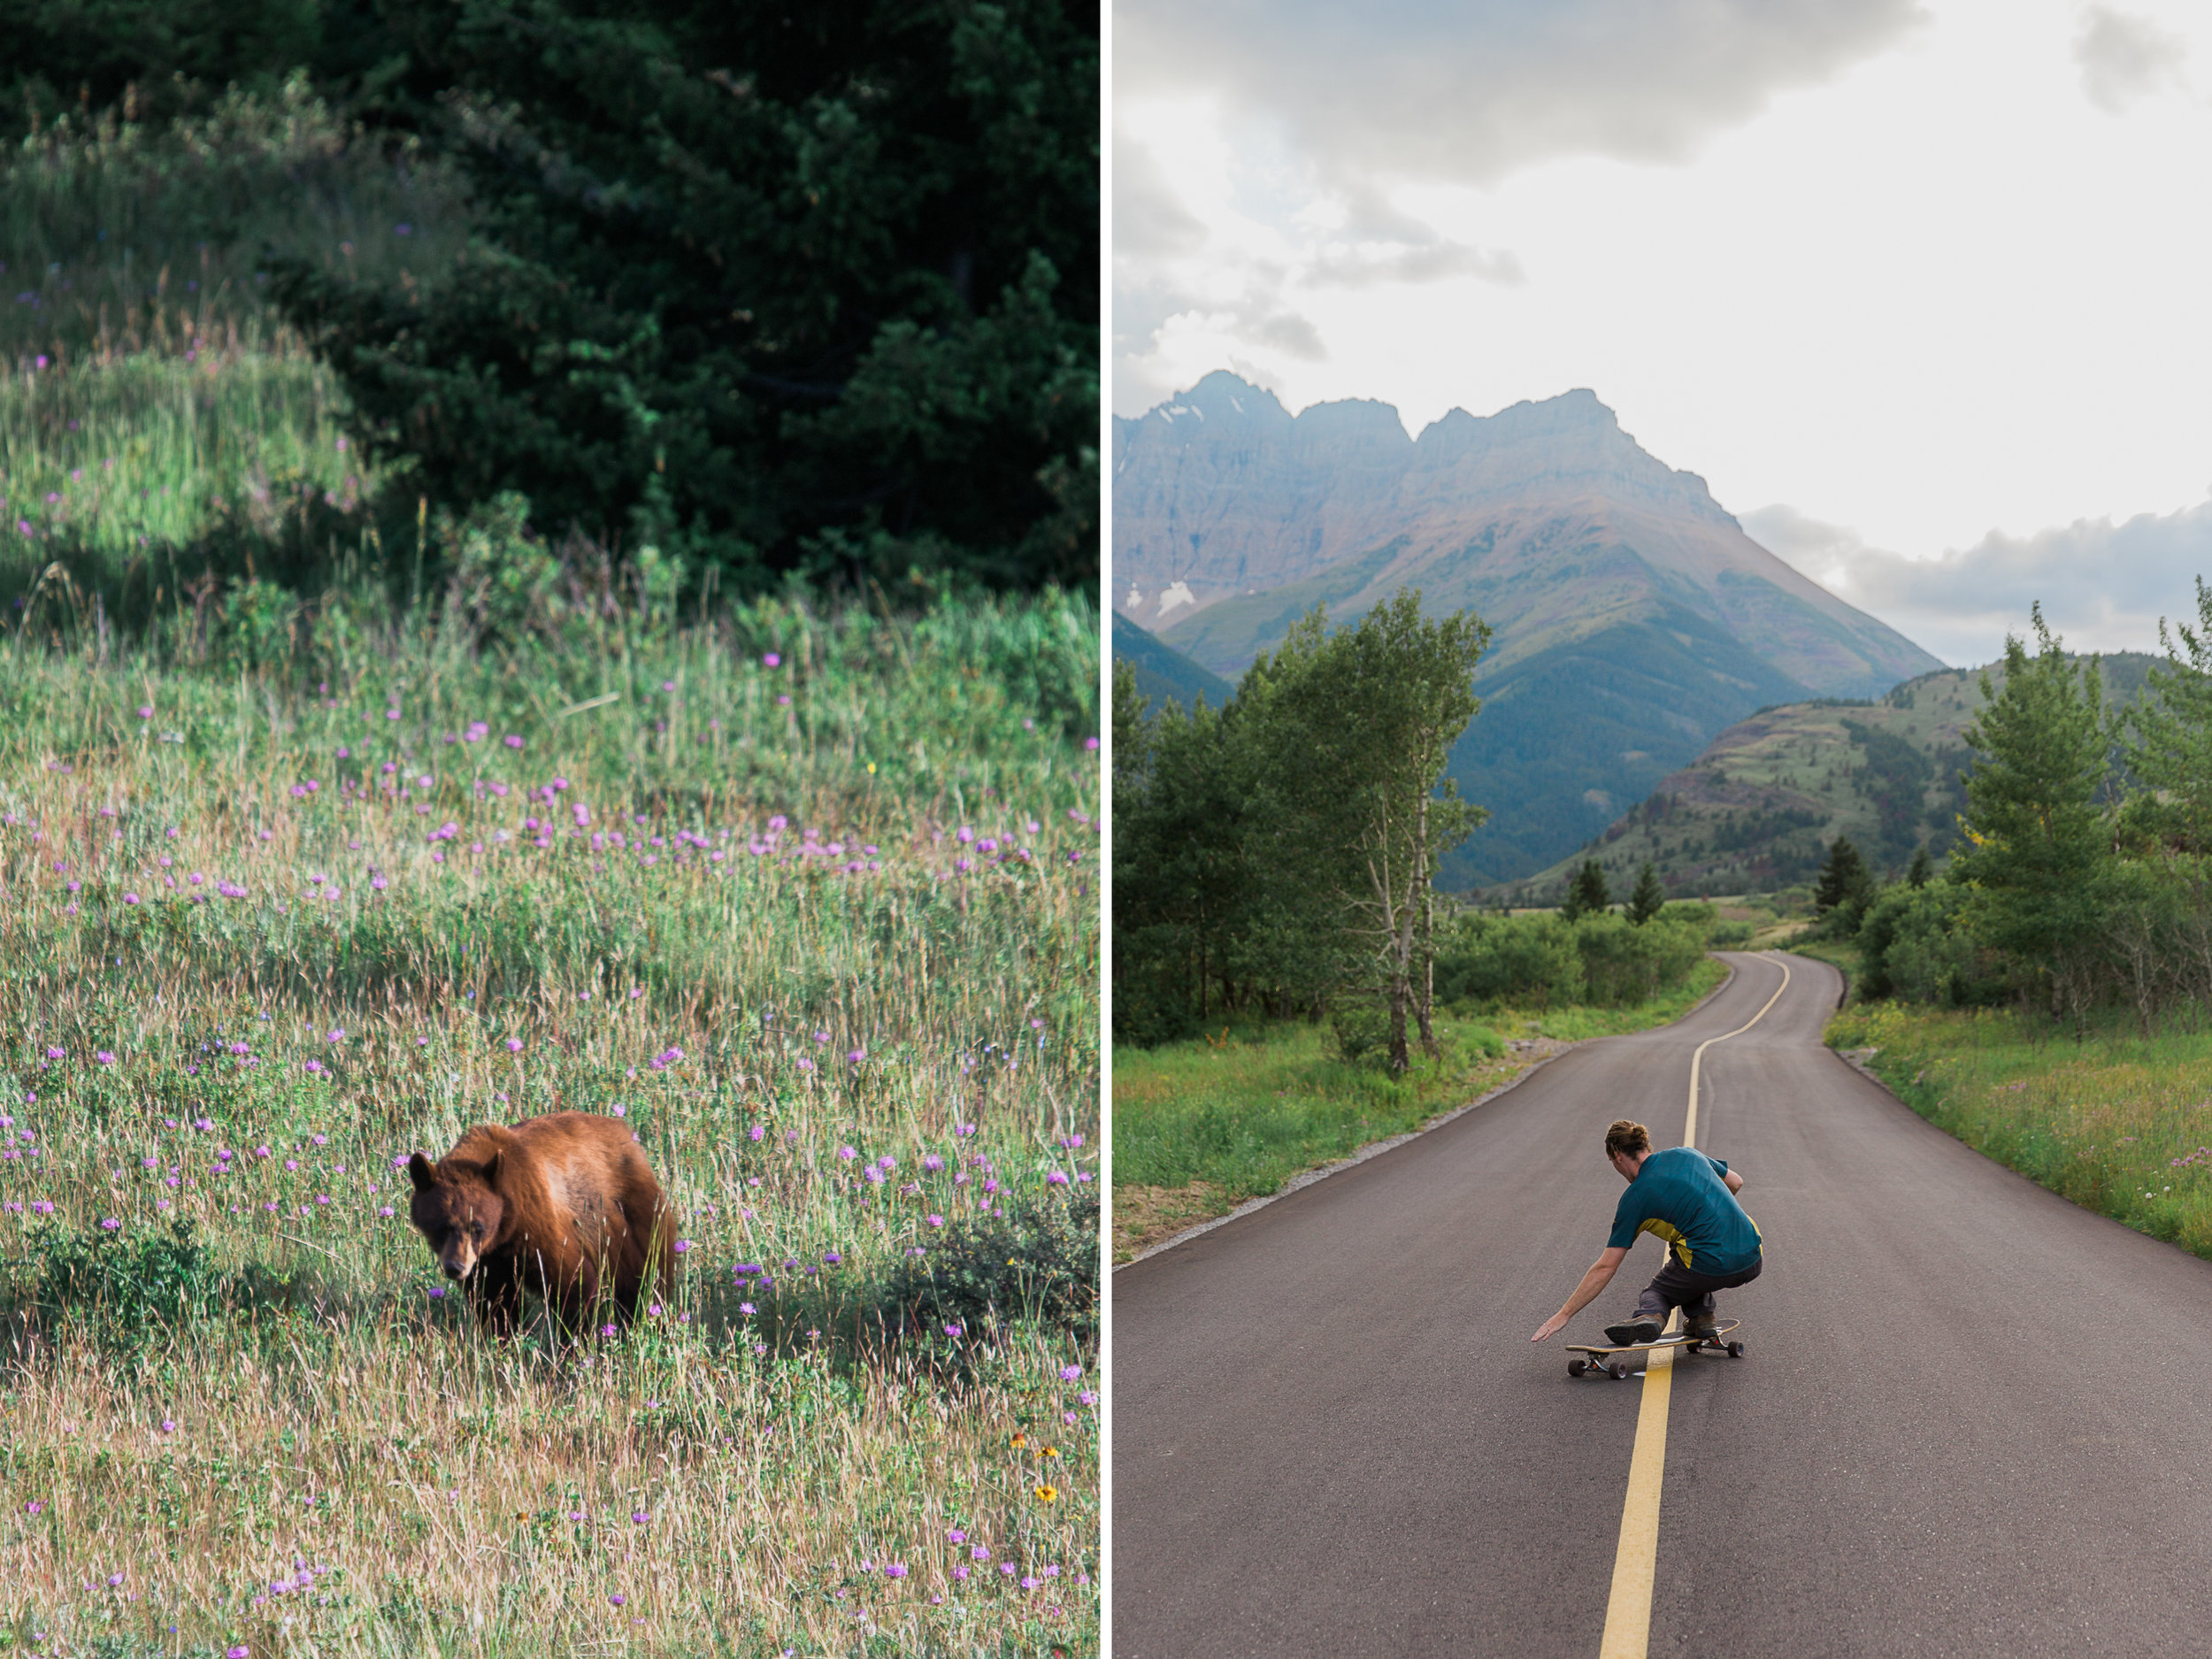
1114 0 2212 667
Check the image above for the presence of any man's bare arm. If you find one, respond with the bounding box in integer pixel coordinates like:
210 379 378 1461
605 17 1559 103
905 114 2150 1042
1531 1245 1630 1341
1724 1168 1744 1194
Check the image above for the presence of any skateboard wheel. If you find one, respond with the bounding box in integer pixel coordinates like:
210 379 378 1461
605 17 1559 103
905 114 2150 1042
1569 1359 1587 1378
1609 1361 1632 1380
1726 1340 1744 1358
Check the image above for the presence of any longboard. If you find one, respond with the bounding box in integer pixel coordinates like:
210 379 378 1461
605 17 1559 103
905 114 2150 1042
1564 1318 1743 1379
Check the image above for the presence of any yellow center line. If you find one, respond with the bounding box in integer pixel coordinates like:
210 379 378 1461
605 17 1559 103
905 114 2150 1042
1598 952 1793 1659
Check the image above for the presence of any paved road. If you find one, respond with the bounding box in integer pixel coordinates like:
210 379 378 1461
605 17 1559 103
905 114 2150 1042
1112 953 2212 1655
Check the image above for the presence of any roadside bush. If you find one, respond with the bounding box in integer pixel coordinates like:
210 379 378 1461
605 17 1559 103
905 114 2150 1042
1458 1024 1507 1063
1437 908 1715 1010
1572 911 1709 1004
1855 880 2003 1006
1435 913 1586 1007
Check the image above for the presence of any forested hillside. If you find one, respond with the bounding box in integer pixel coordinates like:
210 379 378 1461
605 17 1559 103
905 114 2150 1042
3 0 1099 626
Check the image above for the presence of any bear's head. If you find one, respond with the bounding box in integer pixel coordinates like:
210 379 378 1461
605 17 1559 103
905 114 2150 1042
408 1149 508 1282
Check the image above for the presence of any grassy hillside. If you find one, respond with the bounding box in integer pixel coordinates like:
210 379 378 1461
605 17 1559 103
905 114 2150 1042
1 86 458 611
1507 653 2159 902
1112 616 1233 712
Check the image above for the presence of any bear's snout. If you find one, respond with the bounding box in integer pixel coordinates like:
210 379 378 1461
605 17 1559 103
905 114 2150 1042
442 1258 468 1280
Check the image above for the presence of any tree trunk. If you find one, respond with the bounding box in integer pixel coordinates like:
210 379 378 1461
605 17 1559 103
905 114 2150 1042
1387 975 1410 1074
1416 793 1437 1056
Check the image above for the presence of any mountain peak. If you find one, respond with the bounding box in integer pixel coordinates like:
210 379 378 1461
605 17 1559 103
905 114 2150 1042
1148 371 1293 431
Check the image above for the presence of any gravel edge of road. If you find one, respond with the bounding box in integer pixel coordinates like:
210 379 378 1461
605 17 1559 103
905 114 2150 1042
1113 957 1747 1271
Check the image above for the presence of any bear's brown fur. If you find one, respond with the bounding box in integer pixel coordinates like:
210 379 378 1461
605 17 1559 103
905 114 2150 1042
408 1111 677 1337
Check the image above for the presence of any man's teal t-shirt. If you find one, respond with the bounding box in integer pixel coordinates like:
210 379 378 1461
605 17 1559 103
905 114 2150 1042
1607 1146 1763 1274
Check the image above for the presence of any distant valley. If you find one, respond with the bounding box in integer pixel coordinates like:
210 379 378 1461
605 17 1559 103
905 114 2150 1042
1112 373 1946 886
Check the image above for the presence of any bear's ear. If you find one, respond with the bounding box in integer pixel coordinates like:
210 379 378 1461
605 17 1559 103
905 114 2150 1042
408 1151 437 1193
482 1150 503 1190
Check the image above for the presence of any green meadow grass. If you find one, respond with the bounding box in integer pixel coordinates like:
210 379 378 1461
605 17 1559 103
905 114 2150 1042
0 594 1101 1656
1110 956 1728 1259
2 79 464 371
2 79 465 605
1826 1001 2212 1263
1 334 363 591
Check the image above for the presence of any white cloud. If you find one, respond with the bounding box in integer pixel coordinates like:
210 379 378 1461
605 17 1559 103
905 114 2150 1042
1114 133 1207 259
1112 3 1928 407
1741 499 2212 667
1307 241 1525 290
2073 5 2190 111
1118 0 1929 188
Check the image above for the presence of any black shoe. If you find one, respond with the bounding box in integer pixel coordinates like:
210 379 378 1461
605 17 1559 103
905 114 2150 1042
1604 1319 1663 1347
1682 1319 1720 1341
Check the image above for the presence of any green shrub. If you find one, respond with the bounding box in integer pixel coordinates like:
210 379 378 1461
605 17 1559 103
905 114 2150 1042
1855 880 1993 1004
1458 1025 1506 1062
215 577 303 668
1435 912 1586 1006
1329 1001 1394 1065
1572 911 1710 1004
878 1188 1099 1355
1436 908 1717 1009
25 1216 222 1354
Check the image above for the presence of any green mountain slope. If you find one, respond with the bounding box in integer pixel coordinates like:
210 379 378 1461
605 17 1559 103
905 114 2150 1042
1114 617 1235 711
1501 654 2160 902
1437 603 1814 887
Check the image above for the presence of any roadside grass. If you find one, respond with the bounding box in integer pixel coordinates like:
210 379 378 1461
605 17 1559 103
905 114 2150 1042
1111 956 1729 1261
0 593 1101 1656
1826 1001 2212 1262
1497 957 1730 1041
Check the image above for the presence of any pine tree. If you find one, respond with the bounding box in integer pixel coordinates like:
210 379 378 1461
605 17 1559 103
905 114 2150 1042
1952 605 2113 1018
1561 858 1609 922
1906 844 1932 888
1626 861 1666 926
1814 836 1874 920
2124 574 2212 851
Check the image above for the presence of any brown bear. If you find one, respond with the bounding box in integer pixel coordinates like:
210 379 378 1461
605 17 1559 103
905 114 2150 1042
407 1111 678 1338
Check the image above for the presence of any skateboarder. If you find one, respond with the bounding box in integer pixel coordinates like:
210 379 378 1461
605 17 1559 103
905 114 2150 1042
1530 1118 1763 1347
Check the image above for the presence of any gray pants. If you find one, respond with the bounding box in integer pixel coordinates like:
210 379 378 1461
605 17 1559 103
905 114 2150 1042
1635 1254 1763 1326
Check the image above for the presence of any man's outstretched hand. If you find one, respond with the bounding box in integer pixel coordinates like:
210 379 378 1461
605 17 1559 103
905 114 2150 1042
1532 1247 1628 1343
